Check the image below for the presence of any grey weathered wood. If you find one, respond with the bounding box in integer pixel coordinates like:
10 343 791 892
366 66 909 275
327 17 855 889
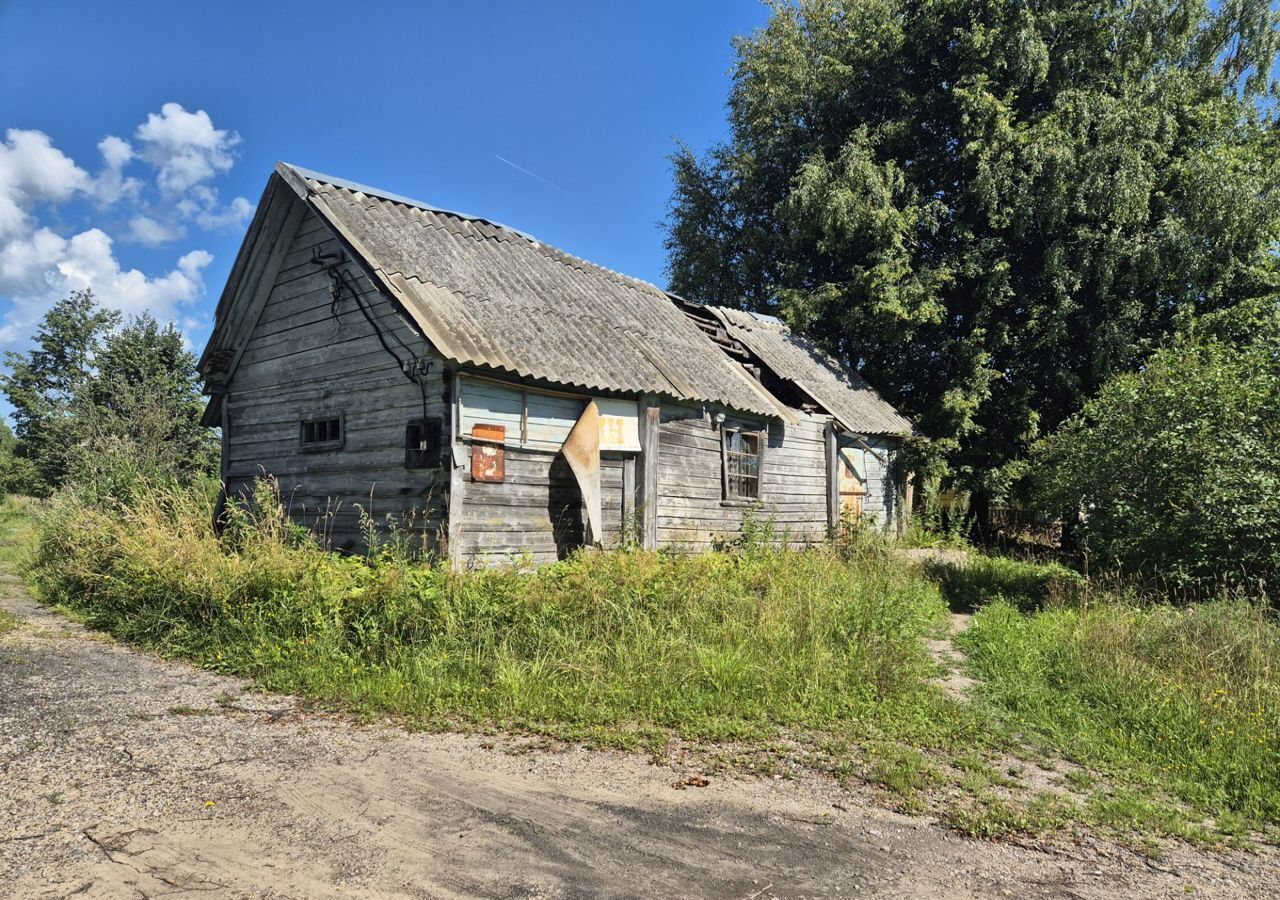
622 456 635 544
448 363 465 569
637 394 660 550
825 419 839 537
218 199 905 565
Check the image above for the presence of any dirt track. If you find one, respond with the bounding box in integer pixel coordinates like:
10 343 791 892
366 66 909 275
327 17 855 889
2 576 1277 899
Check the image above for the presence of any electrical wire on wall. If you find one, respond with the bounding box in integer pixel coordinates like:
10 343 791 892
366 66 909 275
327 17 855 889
312 248 432 423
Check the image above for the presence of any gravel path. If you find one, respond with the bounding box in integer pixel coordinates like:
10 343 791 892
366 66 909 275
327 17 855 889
2 574 1277 899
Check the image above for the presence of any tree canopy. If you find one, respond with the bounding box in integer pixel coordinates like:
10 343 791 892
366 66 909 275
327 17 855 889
0 292 215 497
666 0 1280 495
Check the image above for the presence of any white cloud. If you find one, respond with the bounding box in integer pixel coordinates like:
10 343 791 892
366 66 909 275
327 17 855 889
0 103 245 353
195 194 253 230
0 227 212 347
125 215 185 246
91 135 141 204
0 129 91 241
136 102 240 195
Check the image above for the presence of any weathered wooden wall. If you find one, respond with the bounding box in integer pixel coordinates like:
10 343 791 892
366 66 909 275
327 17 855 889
223 206 449 553
220 203 903 564
454 447 626 567
654 403 831 550
844 434 901 528
653 403 904 550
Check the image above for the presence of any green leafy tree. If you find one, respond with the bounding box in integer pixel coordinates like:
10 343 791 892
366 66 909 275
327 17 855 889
665 0 1280 500
1031 300 1280 594
0 421 41 498
1 293 216 497
0 291 119 495
72 313 219 496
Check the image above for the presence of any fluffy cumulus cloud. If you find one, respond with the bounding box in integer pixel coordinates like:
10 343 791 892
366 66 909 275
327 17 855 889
0 104 251 352
136 103 239 195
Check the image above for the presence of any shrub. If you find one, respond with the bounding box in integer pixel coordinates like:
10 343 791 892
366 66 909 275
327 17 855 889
1029 303 1280 597
932 554 1085 613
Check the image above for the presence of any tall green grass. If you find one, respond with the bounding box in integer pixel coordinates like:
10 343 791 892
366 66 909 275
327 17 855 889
28 482 950 744
20 480 1280 838
962 600 1280 830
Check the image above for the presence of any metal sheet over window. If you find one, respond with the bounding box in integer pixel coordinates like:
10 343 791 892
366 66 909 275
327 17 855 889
459 376 639 453
595 398 640 452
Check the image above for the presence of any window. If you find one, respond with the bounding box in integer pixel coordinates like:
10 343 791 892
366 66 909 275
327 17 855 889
722 427 762 500
405 418 443 468
299 416 342 450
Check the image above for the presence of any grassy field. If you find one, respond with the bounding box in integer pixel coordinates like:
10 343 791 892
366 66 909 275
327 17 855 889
8 483 1280 848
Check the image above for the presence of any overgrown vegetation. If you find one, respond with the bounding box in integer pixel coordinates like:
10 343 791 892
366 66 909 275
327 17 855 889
1030 300 1280 595
0 290 215 499
963 600 1280 836
27 481 954 745
12 479 1279 845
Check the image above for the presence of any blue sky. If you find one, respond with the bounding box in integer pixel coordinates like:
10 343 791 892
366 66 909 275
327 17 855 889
0 0 770 359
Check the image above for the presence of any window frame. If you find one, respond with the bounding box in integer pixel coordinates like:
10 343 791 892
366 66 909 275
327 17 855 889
404 417 444 468
299 414 344 452
721 425 764 502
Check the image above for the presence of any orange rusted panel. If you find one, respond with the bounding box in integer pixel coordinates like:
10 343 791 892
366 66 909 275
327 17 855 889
472 422 506 443
471 423 506 482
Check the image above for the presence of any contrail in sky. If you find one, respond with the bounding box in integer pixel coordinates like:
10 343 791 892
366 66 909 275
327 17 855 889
495 155 562 191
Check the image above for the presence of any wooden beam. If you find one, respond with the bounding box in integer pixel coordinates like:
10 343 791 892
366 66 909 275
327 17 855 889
447 362 466 570
637 394 660 550
825 419 840 537
622 456 636 546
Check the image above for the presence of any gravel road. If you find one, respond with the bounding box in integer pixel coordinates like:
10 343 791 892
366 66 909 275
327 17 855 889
2 574 1276 899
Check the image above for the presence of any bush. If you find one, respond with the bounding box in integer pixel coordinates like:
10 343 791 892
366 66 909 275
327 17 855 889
28 480 951 743
1030 303 1280 597
932 554 1084 613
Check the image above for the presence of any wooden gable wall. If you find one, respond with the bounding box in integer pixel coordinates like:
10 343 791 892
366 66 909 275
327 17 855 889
222 205 450 552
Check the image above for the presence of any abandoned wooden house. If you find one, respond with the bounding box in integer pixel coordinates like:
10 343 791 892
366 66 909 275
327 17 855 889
198 163 918 565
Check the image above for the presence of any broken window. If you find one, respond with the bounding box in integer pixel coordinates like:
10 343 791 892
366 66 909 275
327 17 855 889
405 418 443 468
299 416 343 450
722 427 762 500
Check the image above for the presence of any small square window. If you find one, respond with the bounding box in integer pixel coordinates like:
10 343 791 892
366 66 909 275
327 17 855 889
722 426 762 500
405 418 443 468
300 415 343 450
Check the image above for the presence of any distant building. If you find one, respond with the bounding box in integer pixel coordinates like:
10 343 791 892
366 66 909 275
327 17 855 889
199 164 918 565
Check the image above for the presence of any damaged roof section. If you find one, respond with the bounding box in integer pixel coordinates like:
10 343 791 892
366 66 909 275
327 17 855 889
277 163 783 418
708 307 917 437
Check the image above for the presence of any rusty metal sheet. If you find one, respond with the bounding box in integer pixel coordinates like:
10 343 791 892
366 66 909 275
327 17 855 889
471 423 506 482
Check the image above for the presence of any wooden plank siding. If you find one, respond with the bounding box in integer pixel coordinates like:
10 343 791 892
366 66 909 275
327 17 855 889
223 207 450 554
655 403 901 550
455 448 627 567
219 207 904 565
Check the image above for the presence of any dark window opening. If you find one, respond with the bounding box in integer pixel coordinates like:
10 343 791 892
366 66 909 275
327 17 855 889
405 417 443 468
723 427 761 500
300 416 343 450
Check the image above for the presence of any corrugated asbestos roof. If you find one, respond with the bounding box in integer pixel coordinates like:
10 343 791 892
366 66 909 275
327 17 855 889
282 164 784 417
710 307 917 436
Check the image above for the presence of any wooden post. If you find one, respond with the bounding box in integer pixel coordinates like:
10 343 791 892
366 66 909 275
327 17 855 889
825 419 840 538
637 394 660 550
622 456 636 546
901 468 915 537
447 365 465 570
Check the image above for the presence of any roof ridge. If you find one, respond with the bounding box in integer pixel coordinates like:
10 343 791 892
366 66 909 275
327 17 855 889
290 162 673 303
285 162 539 242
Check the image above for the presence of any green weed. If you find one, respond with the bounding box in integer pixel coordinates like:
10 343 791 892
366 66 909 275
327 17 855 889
961 599 1280 834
